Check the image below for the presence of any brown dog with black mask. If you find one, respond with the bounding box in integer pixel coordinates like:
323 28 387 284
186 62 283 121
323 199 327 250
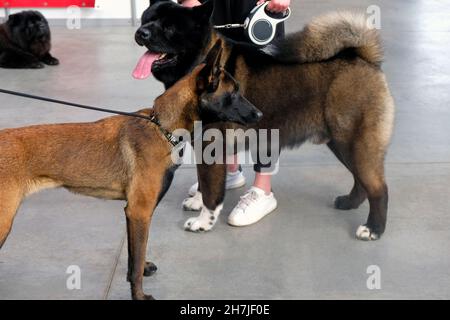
0 41 261 299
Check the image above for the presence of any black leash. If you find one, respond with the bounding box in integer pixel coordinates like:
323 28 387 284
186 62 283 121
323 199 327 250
0 88 180 147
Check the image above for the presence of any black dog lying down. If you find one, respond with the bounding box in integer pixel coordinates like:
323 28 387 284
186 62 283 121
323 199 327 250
0 11 59 69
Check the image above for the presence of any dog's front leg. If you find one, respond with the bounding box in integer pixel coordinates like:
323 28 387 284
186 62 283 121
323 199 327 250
125 192 157 300
40 52 60 66
184 163 226 232
0 48 43 69
126 217 158 282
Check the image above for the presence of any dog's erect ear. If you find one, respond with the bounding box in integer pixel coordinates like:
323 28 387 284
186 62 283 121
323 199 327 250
192 0 214 21
197 40 223 92
203 39 223 71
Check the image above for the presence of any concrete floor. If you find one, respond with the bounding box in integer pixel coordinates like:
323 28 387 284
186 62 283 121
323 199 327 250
0 0 449 299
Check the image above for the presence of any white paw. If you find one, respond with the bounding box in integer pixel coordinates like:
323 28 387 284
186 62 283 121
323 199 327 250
184 204 223 233
182 191 202 211
356 225 380 241
184 216 214 232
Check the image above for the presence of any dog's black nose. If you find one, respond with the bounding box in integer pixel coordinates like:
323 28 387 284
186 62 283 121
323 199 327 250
253 109 263 121
136 28 151 41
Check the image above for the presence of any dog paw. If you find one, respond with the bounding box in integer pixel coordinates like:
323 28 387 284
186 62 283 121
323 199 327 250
144 261 157 277
356 225 380 241
45 57 60 66
184 204 223 233
31 62 45 69
132 293 155 300
127 261 158 282
182 191 203 211
184 216 213 232
335 195 356 210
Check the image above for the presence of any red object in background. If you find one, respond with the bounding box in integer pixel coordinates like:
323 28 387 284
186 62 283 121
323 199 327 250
0 0 95 7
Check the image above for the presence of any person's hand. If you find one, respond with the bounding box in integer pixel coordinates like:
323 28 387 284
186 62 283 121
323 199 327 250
257 0 291 13
179 0 202 7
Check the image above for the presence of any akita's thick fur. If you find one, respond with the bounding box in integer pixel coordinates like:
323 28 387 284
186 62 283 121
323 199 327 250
135 1 395 240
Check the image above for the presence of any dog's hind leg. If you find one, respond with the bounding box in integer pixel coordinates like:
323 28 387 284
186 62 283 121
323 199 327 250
184 163 226 232
350 136 389 241
327 141 367 210
0 187 23 249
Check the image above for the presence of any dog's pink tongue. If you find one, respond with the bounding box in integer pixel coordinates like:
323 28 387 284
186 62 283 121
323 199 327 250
132 51 159 80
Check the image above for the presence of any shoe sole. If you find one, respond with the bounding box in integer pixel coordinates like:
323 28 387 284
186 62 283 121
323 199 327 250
228 201 278 227
226 177 246 190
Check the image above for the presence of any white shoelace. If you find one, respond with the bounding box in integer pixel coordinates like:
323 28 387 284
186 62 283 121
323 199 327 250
237 190 261 211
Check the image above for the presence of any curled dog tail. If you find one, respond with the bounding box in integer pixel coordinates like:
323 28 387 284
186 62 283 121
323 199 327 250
263 12 383 66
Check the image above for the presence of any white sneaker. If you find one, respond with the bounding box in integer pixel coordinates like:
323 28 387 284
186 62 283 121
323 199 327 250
187 168 246 196
228 187 277 227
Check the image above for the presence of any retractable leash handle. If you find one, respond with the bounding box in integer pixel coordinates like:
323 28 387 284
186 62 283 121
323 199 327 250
244 2 291 46
213 2 291 47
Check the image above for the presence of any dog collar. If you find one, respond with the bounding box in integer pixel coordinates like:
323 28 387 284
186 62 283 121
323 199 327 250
149 113 181 147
